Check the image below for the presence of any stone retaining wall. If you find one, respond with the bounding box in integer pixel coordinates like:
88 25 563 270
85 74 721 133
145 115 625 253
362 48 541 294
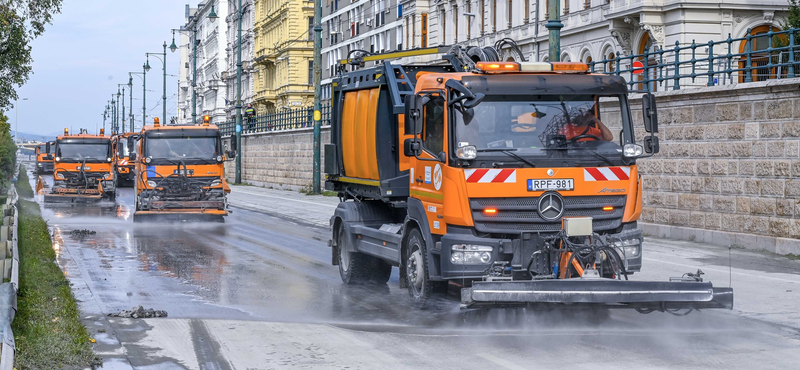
631 79 800 254
223 127 330 191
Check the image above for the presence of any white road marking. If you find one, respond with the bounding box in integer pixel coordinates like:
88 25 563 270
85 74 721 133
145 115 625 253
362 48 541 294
478 353 529 370
643 257 800 284
231 189 338 208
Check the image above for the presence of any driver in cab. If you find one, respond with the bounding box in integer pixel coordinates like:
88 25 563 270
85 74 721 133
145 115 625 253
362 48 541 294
560 109 614 142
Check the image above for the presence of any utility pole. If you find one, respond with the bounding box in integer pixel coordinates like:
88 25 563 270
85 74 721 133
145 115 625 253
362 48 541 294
312 0 323 194
234 0 243 184
118 86 126 134
143 62 147 125
103 106 108 133
163 42 167 124
129 76 134 132
546 0 563 61
192 33 198 123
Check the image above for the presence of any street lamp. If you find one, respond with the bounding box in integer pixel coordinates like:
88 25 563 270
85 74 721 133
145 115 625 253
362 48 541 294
128 75 134 132
147 41 168 124
111 95 117 133
117 85 126 134
14 97 28 143
209 5 218 22
130 71 146 131
231 0 247 184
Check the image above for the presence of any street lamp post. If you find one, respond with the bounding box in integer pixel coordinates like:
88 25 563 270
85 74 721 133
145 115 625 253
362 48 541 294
312 0 322 193
117 85 126 134
111 94 117 133
14 97 28 143
546 0 563 61
128 76 134 132
234 0 244 184
130 71 146 131
146 42 168 123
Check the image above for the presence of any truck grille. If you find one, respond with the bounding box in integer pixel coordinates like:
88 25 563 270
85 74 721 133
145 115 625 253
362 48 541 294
470 196 626 234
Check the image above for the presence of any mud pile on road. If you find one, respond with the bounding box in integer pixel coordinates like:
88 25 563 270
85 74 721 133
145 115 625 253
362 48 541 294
70 229 96 236
108 305 168 318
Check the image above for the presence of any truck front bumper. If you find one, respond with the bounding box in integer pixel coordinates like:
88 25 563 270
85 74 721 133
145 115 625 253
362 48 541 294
439 224 643 280
461 278 734 310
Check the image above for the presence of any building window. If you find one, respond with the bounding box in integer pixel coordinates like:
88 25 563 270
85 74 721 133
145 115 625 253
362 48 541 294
406 17 410 49
441 9 446 45
421 13 428 48
466 1 471 39
563 0 569 14
413 14 417 47
492 0 497 32
453 5 458 43
308 61 314 85
507 0 512 29
584 0 590 9
480 0 485 35
308 17 314 41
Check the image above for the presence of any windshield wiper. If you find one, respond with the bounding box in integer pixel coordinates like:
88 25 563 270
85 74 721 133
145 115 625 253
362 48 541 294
477 148 536 168
541 145 615 166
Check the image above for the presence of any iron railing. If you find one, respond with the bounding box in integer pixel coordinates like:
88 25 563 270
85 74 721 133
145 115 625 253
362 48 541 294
218 104 331 137
589 27 800 91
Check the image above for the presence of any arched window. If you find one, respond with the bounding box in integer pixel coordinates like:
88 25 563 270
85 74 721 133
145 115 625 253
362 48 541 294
561 53 571 62
607 52 615 72
637 32 657 91
738 25 781 82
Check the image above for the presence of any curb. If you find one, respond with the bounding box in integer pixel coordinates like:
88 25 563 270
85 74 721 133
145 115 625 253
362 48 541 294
0 183 20 370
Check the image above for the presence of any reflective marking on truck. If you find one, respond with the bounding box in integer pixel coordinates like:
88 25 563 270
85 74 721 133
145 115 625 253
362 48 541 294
410 189 443 200
584 167 630 181
464 169 517 183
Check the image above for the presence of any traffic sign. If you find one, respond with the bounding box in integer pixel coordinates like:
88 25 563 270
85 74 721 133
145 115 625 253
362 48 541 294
632 61 644 74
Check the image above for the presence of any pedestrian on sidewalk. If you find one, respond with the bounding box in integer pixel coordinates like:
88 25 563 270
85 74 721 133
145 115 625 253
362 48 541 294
244 104 256 132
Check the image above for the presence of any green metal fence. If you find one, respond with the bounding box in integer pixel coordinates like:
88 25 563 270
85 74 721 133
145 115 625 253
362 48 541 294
218 104 331 137
589 27 800 91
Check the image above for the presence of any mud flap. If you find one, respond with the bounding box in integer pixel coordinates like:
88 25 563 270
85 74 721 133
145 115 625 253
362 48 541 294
461 279 733 310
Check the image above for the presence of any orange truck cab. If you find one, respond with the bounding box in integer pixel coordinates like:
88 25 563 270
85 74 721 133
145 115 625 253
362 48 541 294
131 117 233 222
41 128 115 202
112 133 136 187
35 141 55 174
325 46 732 311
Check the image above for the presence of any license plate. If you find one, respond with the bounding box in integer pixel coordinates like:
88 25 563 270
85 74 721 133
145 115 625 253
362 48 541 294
174 169 194 175
528 179 574 191
76 166 91 171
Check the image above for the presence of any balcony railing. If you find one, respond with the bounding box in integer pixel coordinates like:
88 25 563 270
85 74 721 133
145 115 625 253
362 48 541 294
589 27 800 91
218 104 331 137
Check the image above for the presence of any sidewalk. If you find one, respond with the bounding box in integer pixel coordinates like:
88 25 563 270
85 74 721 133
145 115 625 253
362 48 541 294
227 185 339 228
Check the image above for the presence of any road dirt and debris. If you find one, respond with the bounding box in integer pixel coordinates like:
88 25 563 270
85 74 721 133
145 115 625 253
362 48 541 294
70 229 97 236
108 305 168 318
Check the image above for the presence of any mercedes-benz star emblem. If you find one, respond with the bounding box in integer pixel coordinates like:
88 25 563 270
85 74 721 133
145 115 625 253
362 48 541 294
538 192 565 221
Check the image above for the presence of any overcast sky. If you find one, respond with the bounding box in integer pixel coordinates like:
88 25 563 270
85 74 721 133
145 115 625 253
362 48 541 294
14 0 187 139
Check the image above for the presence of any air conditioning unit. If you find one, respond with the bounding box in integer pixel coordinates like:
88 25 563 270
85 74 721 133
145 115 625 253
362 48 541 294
366 18 373 26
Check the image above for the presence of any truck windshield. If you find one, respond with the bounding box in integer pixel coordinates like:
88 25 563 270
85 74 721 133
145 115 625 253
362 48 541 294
118 140 130 158
145 137 218 160
56 142 111 162
454 94 623 152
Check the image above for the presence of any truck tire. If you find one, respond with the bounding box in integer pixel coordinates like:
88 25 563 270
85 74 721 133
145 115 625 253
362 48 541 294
337 223 371 284
405 228 435 307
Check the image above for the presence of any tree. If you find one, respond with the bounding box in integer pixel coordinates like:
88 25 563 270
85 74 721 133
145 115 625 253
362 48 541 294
0 0 63 110
788 0 800 30
0 112 16 188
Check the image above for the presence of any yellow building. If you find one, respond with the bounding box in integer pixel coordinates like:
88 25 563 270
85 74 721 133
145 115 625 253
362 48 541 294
253 0 315 113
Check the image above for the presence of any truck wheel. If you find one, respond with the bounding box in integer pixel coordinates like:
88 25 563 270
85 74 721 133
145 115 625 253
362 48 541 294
406 228 434 306
337 223 370 284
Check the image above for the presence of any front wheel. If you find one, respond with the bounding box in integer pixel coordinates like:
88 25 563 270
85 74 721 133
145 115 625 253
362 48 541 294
405 228 436 307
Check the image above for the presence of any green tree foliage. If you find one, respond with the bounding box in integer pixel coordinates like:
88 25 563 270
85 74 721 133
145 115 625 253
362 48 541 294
0 113 16 189
788 0 800 30
0 0 63 110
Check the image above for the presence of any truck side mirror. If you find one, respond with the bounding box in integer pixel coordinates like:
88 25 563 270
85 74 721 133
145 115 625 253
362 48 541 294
644 136 660 154
642 93 658 133
404 94 420 135
226 150 237 160
129 153 137 161
46 142 51 153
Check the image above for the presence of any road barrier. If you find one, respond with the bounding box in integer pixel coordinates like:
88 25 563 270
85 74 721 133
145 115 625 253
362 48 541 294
0 185 19 370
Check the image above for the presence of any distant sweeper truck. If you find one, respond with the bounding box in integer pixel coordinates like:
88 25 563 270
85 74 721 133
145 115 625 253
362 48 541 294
324 45 733 311
37 129 115 202
131 117 233 222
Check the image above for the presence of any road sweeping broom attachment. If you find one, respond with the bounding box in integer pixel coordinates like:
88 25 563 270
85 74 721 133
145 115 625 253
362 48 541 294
460 217 733 312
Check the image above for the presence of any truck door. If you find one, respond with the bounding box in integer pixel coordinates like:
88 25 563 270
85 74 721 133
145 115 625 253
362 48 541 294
410 94 447 235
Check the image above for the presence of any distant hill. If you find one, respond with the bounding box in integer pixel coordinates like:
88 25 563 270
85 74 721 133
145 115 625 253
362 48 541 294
14 131 60 142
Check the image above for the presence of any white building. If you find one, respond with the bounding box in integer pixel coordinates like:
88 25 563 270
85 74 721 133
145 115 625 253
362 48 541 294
177 1 229 125
318 0 789 97
223 0 255 120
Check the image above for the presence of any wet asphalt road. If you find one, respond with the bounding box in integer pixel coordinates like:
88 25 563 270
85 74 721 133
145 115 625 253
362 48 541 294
26 164 800 369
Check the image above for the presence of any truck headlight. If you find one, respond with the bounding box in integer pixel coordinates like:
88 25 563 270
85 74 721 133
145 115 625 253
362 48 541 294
55 157 61 161
623 144 644 158
216 155 223 162
210 179 221 187
614 238 641 257
451 244 493 264
456 145 477 160
145 156 152 164
147 180 157 187
107 157 112 162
